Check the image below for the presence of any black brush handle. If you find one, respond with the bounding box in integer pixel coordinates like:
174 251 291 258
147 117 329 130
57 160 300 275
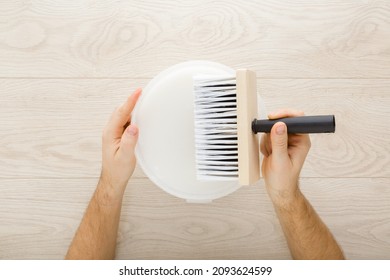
252 115 335 134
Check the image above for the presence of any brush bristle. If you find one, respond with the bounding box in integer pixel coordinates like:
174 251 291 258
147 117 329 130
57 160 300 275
193 75 239 181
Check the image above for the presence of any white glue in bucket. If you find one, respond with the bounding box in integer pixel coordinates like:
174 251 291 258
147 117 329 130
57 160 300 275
133 61 266 203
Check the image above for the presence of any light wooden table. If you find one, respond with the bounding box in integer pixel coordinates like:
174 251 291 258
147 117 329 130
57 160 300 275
0 0 389 259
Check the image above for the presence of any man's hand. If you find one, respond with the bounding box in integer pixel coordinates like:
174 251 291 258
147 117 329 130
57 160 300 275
260 109 311 207
260 109 344 259
100 88 142 199
66 89 142 259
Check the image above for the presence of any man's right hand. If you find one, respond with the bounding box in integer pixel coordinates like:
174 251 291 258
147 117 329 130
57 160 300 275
260 109 311 208
260 109 344 259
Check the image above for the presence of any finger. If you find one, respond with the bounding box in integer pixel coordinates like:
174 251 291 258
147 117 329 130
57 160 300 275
118 124 139 160
270 122 289 164
289 134 311 167
268 108 304 119
260 133 272 157
121 88 142 122
260 134 269 157
107 88 142 139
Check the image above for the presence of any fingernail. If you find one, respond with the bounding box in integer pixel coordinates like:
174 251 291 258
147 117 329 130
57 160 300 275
276 123 285 135
134 88 142 96
127 125 138 136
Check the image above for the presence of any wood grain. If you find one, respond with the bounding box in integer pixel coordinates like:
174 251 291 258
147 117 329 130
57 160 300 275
0 1 390 78
0 0 389 260
0 79 388 178
0 79 148 179
260 79 390 178
0 178 388 259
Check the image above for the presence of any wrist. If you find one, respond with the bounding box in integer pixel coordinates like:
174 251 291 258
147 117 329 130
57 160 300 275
269 187 304 211
96 175 127 206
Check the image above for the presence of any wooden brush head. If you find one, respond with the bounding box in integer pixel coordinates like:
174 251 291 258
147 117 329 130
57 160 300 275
236 69 260 185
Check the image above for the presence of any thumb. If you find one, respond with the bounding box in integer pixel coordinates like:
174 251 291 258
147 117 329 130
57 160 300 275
270 122 289 163
119 124 138 158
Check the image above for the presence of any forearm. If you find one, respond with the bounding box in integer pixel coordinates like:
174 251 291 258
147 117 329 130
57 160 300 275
65 179 125 259
273 189 344 260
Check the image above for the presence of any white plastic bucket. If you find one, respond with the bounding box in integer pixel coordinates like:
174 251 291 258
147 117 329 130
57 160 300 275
133 61 265 203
